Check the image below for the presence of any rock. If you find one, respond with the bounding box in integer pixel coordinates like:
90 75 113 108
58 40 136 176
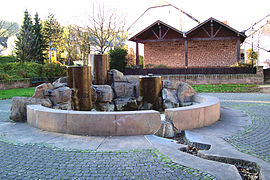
140 102 153 110
177 82 196 107
53 103 71 110
110 69 127 82
95 102 115 111
126 75 140 97
162 88 179 109
52 77 67 89
52 82 65 89
46 86 72 105
32 83 53 99
93 85 113 103
114 97 138 111
112 82 136 98
162 80 173 89
91 86 97 104
155 120 175 138
9 97 52 122
53 77 67 84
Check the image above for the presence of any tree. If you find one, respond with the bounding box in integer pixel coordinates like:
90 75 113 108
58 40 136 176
63 25 79 65
32 13 47 63
0 20 19 38
15 10 35 63
0 20 19 52
246 48 258 65
42 14 63 61
87 4 127 54
109 47 127 72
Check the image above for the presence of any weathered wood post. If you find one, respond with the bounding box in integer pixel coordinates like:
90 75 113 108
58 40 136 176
94 54 109 85
67 66 92 111
139 75 162 111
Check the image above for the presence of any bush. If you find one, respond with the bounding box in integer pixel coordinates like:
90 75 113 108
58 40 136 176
42 63 66 78
145 64 168 69
0 62 66 80
153 64 168 69
0 56 16 64
109 47 128 73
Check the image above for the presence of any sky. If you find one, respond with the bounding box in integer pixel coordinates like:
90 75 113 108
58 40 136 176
1 0 270 34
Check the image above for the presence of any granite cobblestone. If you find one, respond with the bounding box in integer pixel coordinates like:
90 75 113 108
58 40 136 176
0 99 214 179
204 93 270 163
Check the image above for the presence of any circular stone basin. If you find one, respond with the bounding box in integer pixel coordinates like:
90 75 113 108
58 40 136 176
27 95 220 136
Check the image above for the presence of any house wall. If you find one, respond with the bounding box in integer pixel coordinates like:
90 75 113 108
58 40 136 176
144 39 238 68
187 39 237 67
144 41 185 68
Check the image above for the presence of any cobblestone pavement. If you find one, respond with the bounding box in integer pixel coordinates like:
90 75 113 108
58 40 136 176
203 93 270 163
0 99 214 179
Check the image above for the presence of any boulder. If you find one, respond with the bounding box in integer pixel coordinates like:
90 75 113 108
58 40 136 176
52 82 65 89
9 97 52 122
91 86 97 104
162 80 173 89
177 82 196 107
53 103 71 110
155 120 175 138
32 83 53 99
53 77 67 84
93 85 113 103
52 77 67 89
112 82 136 98
46 86 72 105
110 69 127 82
95 102 115 111
114 97 138 111
126 75 140 98
162 88 179 109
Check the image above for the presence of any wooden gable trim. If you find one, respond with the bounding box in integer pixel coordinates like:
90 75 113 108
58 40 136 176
129 20 183 42
186 17 246 42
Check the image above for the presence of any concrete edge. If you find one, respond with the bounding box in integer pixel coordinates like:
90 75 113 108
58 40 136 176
145 135 241 180
26 105 161 136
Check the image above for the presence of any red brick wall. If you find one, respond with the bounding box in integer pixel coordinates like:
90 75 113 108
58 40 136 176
0 79 31 90
144 39 237 68
144 42 185 68
187 40 237 67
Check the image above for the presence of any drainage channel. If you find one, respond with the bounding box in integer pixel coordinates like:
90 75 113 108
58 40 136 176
170 132 261 180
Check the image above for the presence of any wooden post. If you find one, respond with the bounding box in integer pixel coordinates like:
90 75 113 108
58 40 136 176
237 37 241 62
136 42 139 66
94 54 109 85
67 66 92 111
184 40 188 67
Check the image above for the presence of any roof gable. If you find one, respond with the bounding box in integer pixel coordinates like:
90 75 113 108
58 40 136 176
186 17 246 42
129 20 184 42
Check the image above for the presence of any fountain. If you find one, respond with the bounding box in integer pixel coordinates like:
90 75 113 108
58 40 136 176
11 57 220 136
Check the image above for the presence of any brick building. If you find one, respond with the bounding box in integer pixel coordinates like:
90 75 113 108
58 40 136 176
129 17 246 68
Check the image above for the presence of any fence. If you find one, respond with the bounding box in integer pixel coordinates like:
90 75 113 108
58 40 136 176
124 67 256 75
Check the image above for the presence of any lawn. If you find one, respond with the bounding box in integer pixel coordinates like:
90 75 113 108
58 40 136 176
0 84 260 100
192 84 260 93
0 87 35 99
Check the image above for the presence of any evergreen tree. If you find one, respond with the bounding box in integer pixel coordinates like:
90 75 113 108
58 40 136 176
42 14 63 60
32 13 47 64
15 10 34 63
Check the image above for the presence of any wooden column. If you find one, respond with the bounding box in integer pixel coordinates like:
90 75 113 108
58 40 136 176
184 40 188 67
237 37 241 62
136 42 139 66
94 54 109 85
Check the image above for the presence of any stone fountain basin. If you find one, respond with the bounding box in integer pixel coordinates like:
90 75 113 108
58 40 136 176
26 95 220 136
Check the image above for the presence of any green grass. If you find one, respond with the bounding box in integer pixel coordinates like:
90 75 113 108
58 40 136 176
191 84 260 93
0 56 16 64
0 87 35 99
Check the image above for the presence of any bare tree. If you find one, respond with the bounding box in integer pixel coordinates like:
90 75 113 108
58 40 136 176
0 20 19 52
87 4 127 54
